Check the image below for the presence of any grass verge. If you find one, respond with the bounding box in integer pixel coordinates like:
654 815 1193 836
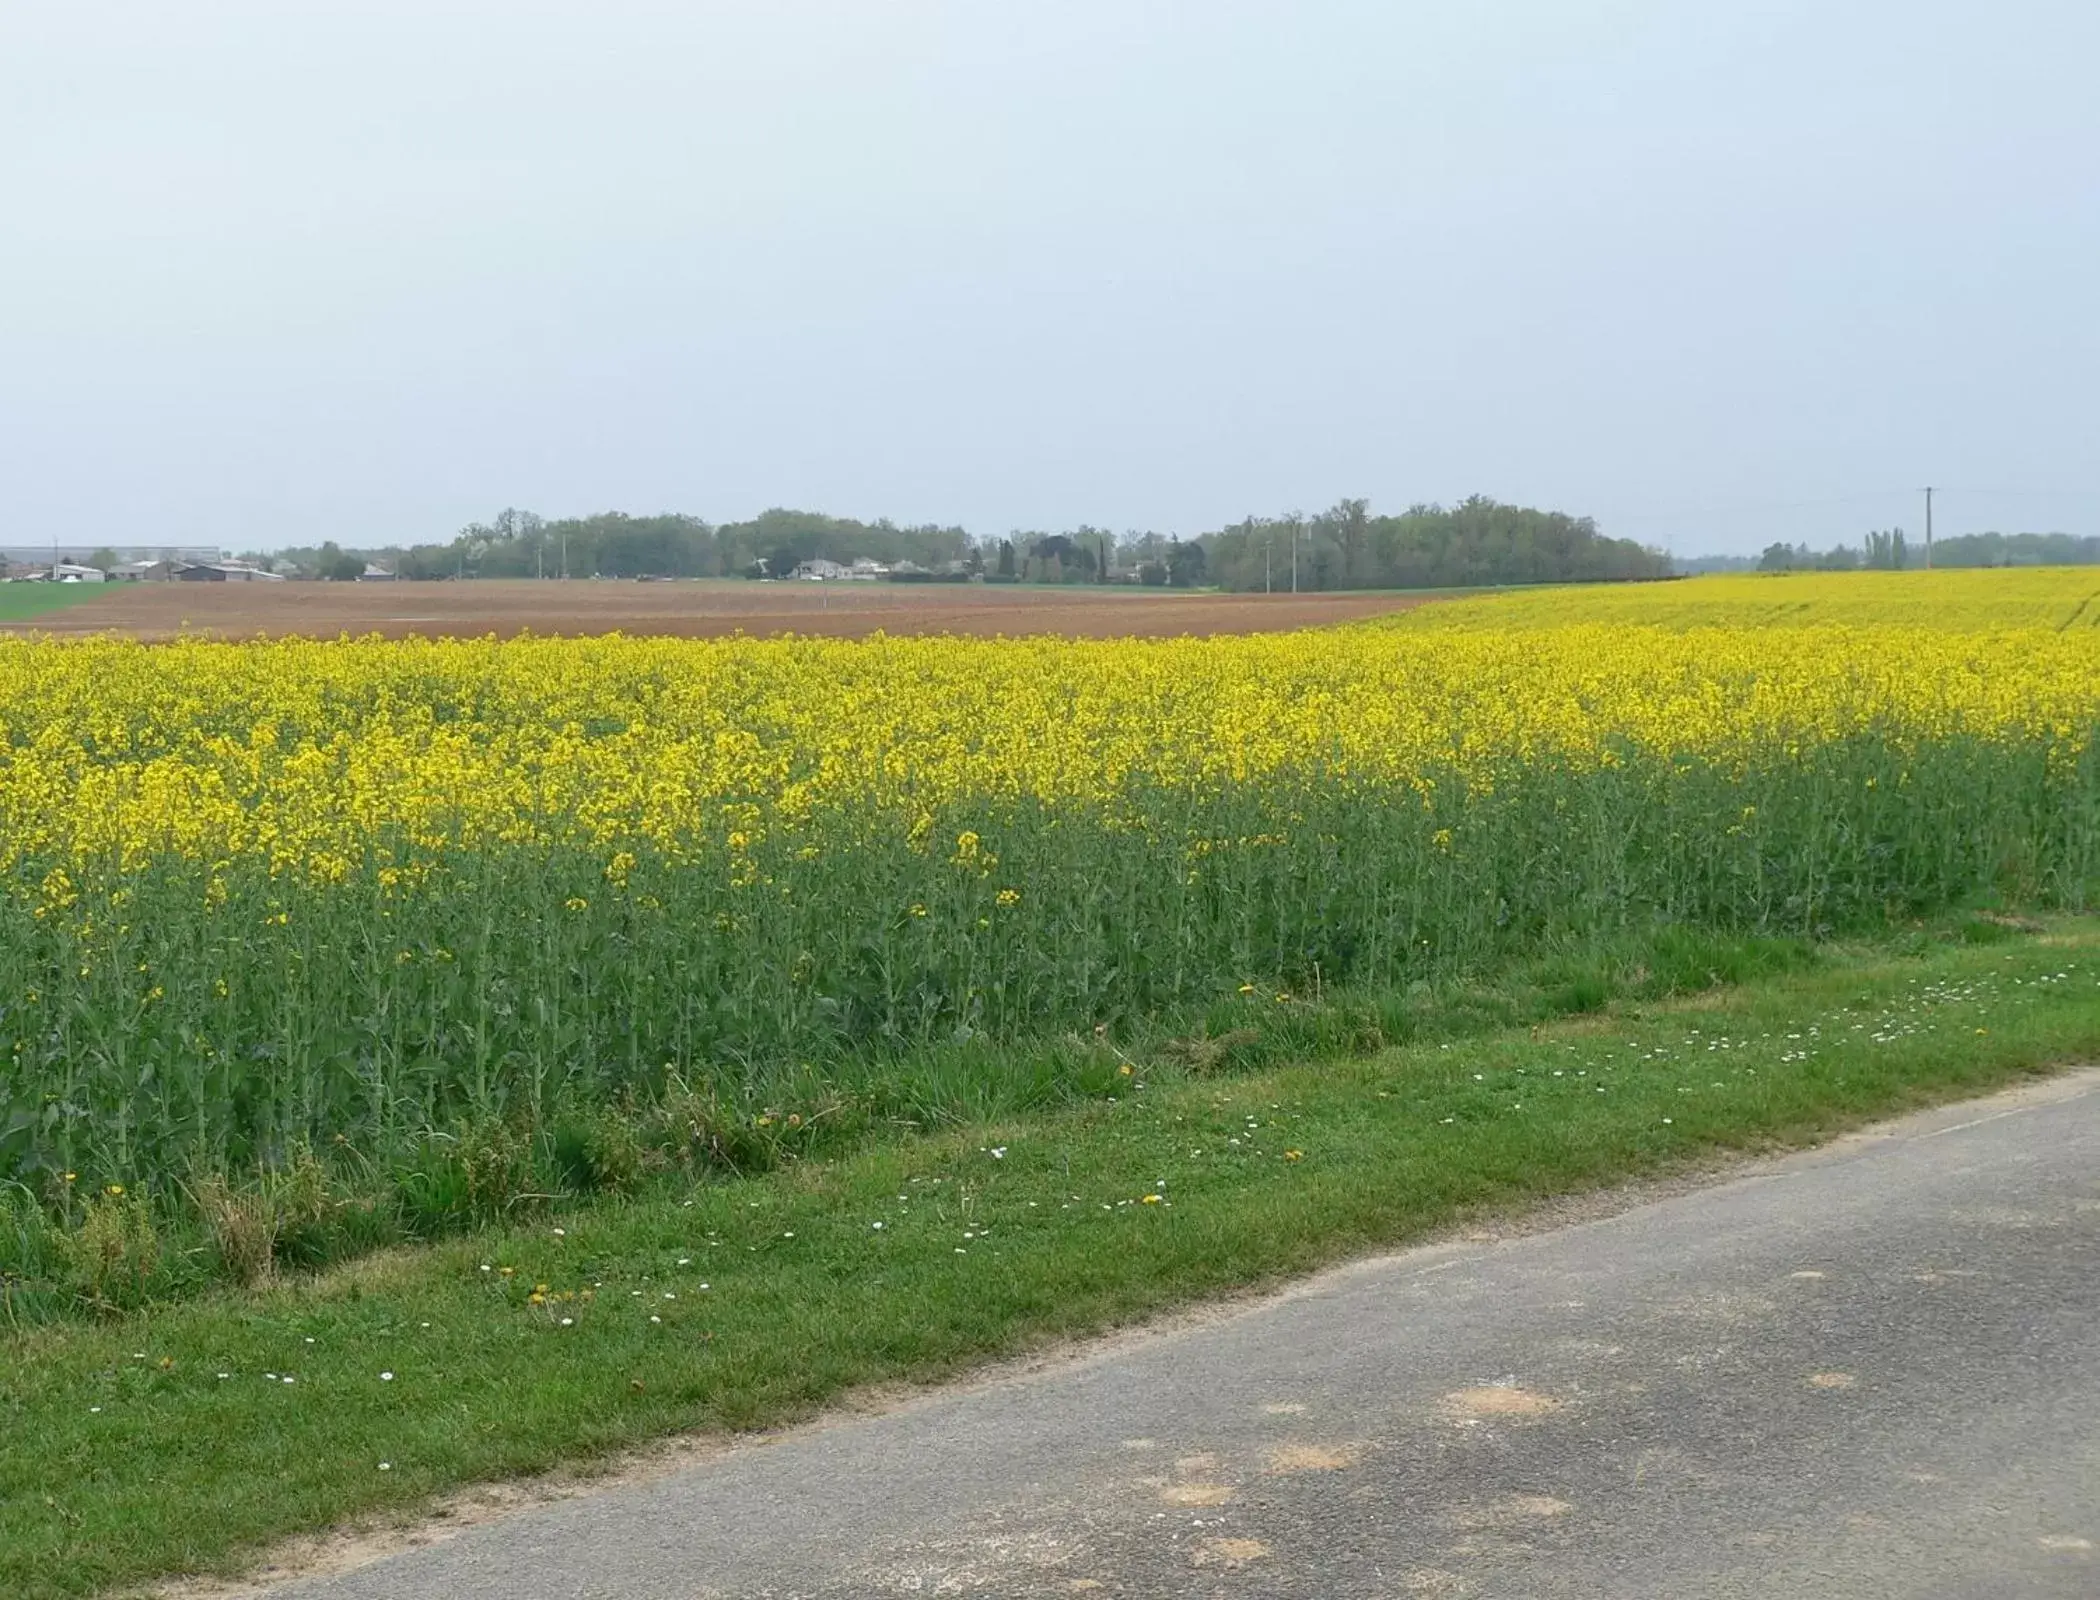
9 917 2100 1598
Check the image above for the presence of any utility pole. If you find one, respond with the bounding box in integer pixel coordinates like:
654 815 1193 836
1922 486 1934 569
1291 521 1299 594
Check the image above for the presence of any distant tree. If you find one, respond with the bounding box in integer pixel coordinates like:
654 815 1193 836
462 508 551 577
996 540 1017 579
1864 528 1908 570
394 544 461 581
1061 525 1115 583
1118 531 1170 571
1331 497 1369 585
87 547 118 573
1166 539 1207 588
1027 534 1079 576
315 541 365 582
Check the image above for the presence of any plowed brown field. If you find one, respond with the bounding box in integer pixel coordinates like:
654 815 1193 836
2 580 1441 641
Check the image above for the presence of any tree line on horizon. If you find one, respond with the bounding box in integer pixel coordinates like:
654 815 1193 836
277 509 975 585
1203 498 1666 590
1691 529 2100 574
260 496 1671 591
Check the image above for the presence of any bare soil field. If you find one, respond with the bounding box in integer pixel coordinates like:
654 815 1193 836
0 580 1439 641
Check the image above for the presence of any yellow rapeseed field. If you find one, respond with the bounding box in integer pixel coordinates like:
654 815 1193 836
1 567 2096 1194
1401 565 2100 631
0 615 2092 872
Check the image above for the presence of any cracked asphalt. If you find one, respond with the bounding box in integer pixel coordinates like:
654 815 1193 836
271 1069 2100 1599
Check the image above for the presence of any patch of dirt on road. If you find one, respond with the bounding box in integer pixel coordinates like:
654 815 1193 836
1191 1537 1272 1568
1159 1482 1238 1506
1265 1442 1363 1473
1440 1385 1565 1420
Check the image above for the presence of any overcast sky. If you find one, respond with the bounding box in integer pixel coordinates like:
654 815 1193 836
4 1 2095 556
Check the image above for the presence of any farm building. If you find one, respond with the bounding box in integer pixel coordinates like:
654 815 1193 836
174 562 285 583
789 556 899 581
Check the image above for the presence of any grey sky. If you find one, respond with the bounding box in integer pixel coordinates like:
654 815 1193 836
4 1 2095 557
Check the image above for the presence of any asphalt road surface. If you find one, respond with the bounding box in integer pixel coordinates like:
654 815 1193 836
274 1070 2100 1599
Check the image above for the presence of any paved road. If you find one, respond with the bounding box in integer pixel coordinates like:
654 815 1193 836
277 1072 2100 1599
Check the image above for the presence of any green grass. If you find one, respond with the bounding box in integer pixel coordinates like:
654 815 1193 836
0 584 111 623
8 917 2100 1598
